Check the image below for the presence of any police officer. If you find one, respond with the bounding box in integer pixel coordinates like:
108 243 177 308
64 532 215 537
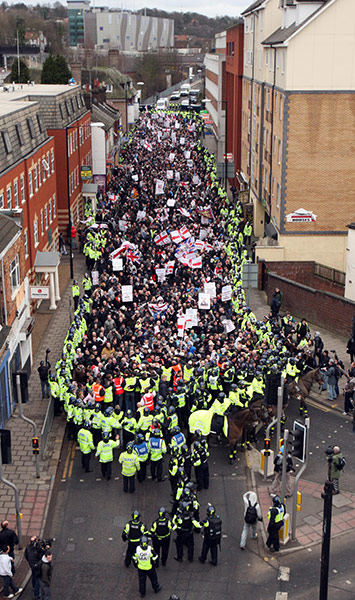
95 431 120 480
77 420 95 473
172 501 201 562
122 511 148 567
119 441 141 493
150 507 172 567
133 536 162 598
134 433 149 483
192 440 209 491
266 496 285 552
198 505 222 566
148 428 167 482
72 279 80 311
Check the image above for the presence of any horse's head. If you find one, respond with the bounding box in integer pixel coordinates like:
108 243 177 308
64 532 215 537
313 368 323 384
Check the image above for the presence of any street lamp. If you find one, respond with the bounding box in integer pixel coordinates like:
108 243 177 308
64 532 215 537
203 98 228 189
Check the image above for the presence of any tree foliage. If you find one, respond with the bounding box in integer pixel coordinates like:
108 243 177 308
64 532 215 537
9 58 30 83
41 55 72 84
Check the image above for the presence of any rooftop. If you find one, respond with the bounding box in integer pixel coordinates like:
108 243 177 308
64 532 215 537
0 212 21 255
0 84 81 117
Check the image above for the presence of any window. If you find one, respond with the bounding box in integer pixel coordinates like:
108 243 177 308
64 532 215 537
69 133 72 155
278 140 282 164
40 209 44 235
267 90 271 111
51 149 55 173
260 10 264 32
6 185 12 209
71 98 75 113
20 175 25 203
15 124 24 146
24 229 28 257
28 171 34 197
38 161 42 186
47 152 50 173
279 96 283 120
59 104 64 120
281 51 285 74
37 114 44 133
265 51 269 66
49 199 52 223
231 42 234 56
272 177 275 197
0 192 4 209
44 205 48 229
276 183 280 208
34 220 39 246
76 96 81 109
14 180 19 207
65 100 71 116
2 130 12 154
79 126 83 146
53 194 56 217
42 158 46 182
27 117 35 139
34 166 38 191
10 255 20 292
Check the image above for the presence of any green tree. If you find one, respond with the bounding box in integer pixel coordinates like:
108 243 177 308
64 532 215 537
41 54 56 83
9 58 29 83
55 55 72 84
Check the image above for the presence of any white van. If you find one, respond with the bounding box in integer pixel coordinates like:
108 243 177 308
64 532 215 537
156 98 168 110
180 83 191 97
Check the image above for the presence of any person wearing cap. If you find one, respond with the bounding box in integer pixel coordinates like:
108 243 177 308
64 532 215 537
266 496 285 553
329 445 345 494
133 536 162 598
313 331 324 367
72 279 80 311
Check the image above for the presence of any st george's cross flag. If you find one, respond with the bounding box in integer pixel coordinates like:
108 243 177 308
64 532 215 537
154 231 170 246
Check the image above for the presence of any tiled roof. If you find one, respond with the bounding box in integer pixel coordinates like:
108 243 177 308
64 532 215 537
0 213 20 255
241 0 265 15
262 23 298 45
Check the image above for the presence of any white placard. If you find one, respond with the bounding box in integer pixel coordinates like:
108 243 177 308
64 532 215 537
175 171 180 181
185 308 198 328
119 220 128 232
184 151 191 159
204 282 216 298
221 285 232 301
167 198 176 207
187 159 193 168
167 170 174 179
30 286 50 299
169 152 175 162
155 179 165 195
122 285 133 302
156 268 166 282
177 316 185 338
112 258 123 272
192 175 200 185
91 270 100 285
180 137 185 145
198 293 211 310
222 319 235 333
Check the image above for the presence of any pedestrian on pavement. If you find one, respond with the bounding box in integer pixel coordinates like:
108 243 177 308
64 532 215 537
322 359 338 401
328 445 346 495
0 522 19 564
38 360 51 399
70 224 78 249
343 376 355 415
119 442 140 493
240 491 262 550
198 505 222 566
0 545 22 599
25 535 42 599
346 337 355 363
150 507 172 567
58 233 67 255
270 445 295 497
122 511 148 567
133 535 162 598
77 421 95 473
266 496 285 553
270 288 282 319
95 431 120 480
38 549 53 600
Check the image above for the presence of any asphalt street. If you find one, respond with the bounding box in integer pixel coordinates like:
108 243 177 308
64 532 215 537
18 392 355 600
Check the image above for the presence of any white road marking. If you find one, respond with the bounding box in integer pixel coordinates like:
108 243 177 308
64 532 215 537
346 581 352 585
275 593 288 599
332 569 338 573
278 566 290 582
88 537 93 541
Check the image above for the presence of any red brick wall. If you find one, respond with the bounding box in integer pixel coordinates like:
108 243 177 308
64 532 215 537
259 261 354 337
262 261 345 297
2 232 26 326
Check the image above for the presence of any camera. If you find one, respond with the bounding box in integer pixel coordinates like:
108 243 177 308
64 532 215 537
35 537 54 554
325 445 334 460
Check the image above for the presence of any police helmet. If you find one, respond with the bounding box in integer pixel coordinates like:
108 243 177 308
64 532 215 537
132 510 140 520
172 426 180 435
207 505 216 517
158 507 166 518
104 407 113 417
95 403 101 412
136 433 144 444
126 442 134 453
140 535 148 549
102 431 110 442
273 495 281 506
126 409 133 418
218 392 225 401
193 440 201 450
143 407 150 416
168 406 175 415
195 429 202 438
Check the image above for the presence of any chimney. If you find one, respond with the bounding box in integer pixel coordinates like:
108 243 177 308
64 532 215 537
108 49 120 69
70 62 82 86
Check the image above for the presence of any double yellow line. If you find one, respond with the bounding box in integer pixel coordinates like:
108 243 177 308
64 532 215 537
62 440 76 480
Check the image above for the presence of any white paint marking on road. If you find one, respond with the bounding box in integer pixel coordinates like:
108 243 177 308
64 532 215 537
307 548 312 552
346 581 352 585
334 430 337 433
96 478 101 481
61 479 66 483
309 452 313 455
275 593 288 600
88 538 94 541
340 425 343 428
108 537 113 541
278 566 290 582
316 446 320 449
114 477 119 480
222 534 228 538
332 569 338 573
79 479 84 482
232 473 236 476
321 440 325 443
328 435 332 438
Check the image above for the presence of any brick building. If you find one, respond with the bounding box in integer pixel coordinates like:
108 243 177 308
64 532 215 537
240 0 355 271
225 21 244 185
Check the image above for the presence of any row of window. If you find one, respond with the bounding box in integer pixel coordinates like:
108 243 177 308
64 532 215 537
226 41 235 57
69 167 80 195
28 150 55 199
244 49 286 75
31 194 57 251
58 95 84 121
68 120 91 155
1 114 45 157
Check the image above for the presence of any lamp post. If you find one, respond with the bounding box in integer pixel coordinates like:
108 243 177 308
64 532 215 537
137 81 144 105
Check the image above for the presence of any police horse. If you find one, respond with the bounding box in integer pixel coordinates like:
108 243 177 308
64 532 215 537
189 406 259 464
288 368 323 416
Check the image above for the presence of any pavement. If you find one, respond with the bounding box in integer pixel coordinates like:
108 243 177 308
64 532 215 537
0 248 86 593
0 254 354 595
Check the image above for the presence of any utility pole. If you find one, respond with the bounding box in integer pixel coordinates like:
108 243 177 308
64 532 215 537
319 455 334 600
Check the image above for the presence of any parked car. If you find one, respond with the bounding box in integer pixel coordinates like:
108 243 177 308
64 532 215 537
170 91 180 101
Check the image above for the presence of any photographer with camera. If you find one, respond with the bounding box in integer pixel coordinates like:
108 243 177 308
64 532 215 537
25 536 43 599
325 445 346 495
37 349 51 400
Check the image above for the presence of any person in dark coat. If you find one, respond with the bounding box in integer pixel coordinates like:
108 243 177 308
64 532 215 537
0 521 19 561
270 288 282 319
346 337 355 363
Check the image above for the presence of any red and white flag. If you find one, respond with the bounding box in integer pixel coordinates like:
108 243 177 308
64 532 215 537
178 207 191 218
188 256 202 269
165 261 175 274
148 302 169 315
126 249 141 263
170 230 183 244
154 231 170 246
110 241 136 259
143 140 153 152
179 226 191 241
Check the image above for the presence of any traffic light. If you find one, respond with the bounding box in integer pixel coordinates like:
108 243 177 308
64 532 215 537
0 429 12 464
32 437 39 455
290 421 306 461
264 438 270 456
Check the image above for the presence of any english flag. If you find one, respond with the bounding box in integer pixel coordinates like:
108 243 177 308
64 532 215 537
179 226 191 241
170 230 183 244
154 231 170 246
110 241 136 259
188 256 202 269
165 261 175 274
143 140 153 152
178 207 191 218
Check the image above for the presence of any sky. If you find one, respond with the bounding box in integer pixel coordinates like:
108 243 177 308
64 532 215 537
8 0 252 19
